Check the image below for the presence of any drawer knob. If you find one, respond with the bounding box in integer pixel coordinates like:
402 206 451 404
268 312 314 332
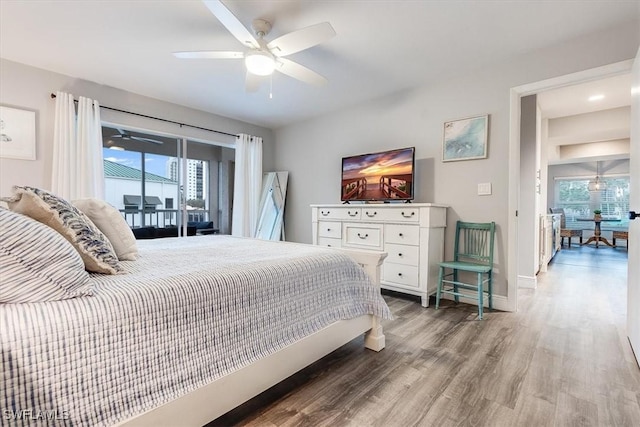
321 210 330 216
399 233 403 237
365 211 377 217
327 228 331 232
398 253 403 257
398 273 403 277
401 212 415 218
348 211 357 216
357 233 369 239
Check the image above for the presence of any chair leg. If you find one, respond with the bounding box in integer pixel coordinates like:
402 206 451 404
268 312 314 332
477 272 483 320
568 237 572 247
488 271 493 311
453 270 459 303
561 236 565 247
580 236 583 244
613 237 616 246
435 266 444 310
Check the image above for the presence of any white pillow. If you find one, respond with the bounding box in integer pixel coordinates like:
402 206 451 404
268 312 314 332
3 186 123 275
73 198 138 261
0 208 93 303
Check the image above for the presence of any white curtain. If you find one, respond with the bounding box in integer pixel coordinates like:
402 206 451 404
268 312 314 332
52 91 104 200
232 133 263 237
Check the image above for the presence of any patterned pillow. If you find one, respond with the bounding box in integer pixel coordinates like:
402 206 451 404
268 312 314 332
0 208 93 303
73 198 138 261
3 186 123 274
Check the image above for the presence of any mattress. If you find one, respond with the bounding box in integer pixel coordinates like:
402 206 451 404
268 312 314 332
0 236 391 426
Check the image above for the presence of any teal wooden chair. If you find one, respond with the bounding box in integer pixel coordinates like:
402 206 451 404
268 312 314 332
435 221 496 319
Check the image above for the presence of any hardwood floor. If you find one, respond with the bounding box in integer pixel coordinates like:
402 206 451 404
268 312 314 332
209 246 639 427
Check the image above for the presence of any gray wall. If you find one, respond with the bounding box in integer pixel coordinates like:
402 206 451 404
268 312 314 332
0 58 275 197
272 21 639 297
519 95 539 284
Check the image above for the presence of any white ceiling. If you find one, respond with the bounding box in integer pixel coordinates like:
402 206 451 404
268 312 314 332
0 0 637 129
538 73 632 119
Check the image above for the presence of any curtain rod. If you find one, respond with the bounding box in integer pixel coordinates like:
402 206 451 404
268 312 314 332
50 93 237 138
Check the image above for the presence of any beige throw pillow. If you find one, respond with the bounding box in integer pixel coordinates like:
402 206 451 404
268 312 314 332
3 186 123 275
73 198 138 261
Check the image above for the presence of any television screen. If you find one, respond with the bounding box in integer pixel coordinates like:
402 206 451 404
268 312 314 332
341 147 415 202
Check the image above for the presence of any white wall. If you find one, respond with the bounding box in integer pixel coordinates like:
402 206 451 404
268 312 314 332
273 21 639 298
548 106 630 145
0 59 275 196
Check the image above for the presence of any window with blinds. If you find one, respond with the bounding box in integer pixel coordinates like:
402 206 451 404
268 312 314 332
554 176 629 230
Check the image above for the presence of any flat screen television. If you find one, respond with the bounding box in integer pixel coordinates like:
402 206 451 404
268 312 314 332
341 147 415 202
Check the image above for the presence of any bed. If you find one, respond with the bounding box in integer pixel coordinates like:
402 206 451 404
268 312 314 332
1 234 390 426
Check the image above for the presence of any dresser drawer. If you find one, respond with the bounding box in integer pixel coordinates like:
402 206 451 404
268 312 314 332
318 221 342 239
383 263 419 288
317 208 361 221
317 237 342 248
385 224 419 245
359 207 420 222
343 223 383 250
385 243 419 266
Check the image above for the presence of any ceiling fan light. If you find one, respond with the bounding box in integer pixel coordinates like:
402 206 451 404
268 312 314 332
245 51 275 76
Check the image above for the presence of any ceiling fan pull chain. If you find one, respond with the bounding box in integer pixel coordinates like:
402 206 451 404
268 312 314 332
269 74 273 99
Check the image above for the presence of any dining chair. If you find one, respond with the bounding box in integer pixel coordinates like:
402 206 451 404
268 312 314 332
435 221 496 320
549 208 583 247
612 230 629 249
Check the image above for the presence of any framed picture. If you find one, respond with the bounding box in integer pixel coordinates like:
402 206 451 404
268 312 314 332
442 114 488 162
0 106 36 160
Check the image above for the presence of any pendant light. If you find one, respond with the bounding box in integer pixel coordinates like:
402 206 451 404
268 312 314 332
588 161 607 192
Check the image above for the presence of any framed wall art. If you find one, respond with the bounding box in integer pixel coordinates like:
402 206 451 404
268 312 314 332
442 114 488 162
0 106 36 160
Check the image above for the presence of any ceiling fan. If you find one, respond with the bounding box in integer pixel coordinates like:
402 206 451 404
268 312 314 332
108 129 163 145
173 0 336 92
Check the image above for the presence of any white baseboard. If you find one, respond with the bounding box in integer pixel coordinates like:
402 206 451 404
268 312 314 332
517 275 537 289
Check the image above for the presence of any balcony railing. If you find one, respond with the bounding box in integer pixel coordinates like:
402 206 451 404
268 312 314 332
119 208 209 229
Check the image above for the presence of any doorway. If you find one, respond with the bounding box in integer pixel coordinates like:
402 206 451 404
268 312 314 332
508 59 634 311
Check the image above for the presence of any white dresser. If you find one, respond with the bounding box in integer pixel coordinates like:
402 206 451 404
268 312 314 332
311 203 447 307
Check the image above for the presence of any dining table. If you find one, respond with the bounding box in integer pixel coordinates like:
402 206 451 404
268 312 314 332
576 216 622 248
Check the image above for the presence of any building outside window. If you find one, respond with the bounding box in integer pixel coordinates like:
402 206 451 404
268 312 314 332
103 149 209 228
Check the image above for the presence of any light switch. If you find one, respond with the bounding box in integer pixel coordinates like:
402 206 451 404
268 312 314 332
478 183 492 195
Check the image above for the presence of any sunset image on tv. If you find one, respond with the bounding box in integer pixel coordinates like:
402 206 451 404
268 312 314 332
341 147 414 201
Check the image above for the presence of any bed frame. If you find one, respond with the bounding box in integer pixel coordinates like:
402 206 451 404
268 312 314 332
118 248 387 426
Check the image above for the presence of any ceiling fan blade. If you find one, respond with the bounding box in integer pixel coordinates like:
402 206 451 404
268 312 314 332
202 0 258 49
245 71 262 93
276 58 328 86
267 22 336 57
173 51 244 59
131 136 164 145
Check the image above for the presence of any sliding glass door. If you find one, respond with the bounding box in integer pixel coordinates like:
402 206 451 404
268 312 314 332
102 126 233 235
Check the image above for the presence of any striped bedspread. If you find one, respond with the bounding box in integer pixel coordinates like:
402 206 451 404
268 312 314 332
1 236 391 426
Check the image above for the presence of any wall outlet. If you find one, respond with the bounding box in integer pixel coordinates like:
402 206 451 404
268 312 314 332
478 183 492 195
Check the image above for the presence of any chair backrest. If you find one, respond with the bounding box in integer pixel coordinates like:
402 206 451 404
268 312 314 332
549 207 567 228
453 221 496 267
